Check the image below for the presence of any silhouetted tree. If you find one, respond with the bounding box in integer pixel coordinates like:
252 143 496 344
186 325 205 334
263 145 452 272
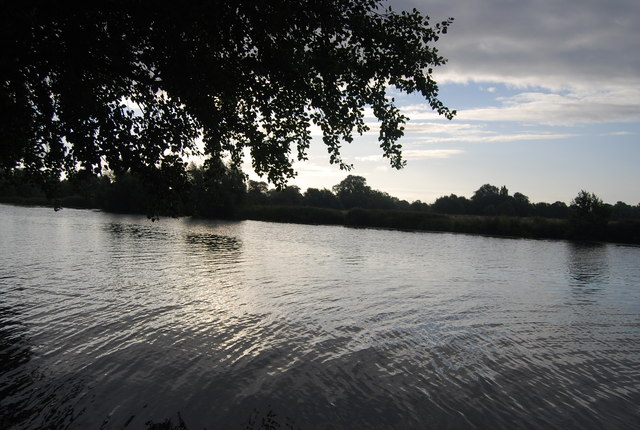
512 192 532 217
1 1 455 205
410 200 430 212
469 184 534 216
103 172 148 214
571 191 607 218
395 199 412 211
246 181 269 206
473 184 500 200
268 186 303 206
368 189 398 210
611 201 640 220
304 188 341 209
432 194 470 215
331 175 402 210
471 184 502 215
0 168 45 201
333 175 372 209
534 201 569 219
569 190 611 238
188 161 246 218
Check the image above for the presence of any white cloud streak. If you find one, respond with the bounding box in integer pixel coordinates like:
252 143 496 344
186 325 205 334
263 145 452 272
602 131 634 136
460 90 640 125
411 133 578 144
291 162 345 177
365 119 579 144
356 149 464 162
397 86 640 126
395 0 640 90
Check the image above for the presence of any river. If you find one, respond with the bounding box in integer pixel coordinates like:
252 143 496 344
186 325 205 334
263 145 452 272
1 204 639 429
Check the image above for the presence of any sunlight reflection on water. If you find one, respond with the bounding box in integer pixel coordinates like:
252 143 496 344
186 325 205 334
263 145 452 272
1 204 639 429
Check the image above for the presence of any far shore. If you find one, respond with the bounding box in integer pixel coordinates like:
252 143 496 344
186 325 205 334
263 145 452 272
3 199 639 245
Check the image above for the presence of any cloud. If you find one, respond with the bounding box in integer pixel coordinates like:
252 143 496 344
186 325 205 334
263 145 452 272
402 121 477 134
366 117 579 143
305 1 640 144
356 149 464 162
354 155 386 162
397 86 640 126
459 90 640 125
601 131 634 136
403 149 464 159
411 133 578 144
412 0 638 90
290 162 345 177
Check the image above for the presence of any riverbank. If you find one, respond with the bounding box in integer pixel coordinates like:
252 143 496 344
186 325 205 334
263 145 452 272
240 205 640 244
3 199 639 244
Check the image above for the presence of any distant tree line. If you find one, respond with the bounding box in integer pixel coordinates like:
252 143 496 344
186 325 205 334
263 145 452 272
2 169 639 223
432 183 640 222
432 184 569 218
246 174 430 212
3 168 640 243
0 163 245 219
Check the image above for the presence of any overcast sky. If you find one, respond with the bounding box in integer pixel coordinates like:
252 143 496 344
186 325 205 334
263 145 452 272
248 0 640 205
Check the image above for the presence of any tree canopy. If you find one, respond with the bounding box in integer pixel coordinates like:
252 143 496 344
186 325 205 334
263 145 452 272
1 1 455 196
569 190 611 237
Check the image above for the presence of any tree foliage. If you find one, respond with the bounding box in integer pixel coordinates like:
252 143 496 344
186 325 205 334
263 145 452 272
570 190 606 218
432 194 470 215
569 190 611 237
188 161 246 218
304 188 341 209
1 1 455 195
331 174 398 209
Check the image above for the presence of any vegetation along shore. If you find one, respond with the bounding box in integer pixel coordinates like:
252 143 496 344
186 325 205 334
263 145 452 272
2 166 639 245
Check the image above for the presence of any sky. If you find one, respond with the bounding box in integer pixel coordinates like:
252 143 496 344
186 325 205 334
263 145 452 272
246 0 640 205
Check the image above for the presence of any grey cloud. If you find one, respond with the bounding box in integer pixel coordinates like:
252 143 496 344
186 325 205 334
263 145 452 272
390 0 640 89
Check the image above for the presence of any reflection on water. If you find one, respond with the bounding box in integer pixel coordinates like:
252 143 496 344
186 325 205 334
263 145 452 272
567 242 609 304
1 204 640 429
568 242 609 285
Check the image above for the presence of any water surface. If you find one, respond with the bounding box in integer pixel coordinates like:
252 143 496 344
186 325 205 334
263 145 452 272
1 204 639 428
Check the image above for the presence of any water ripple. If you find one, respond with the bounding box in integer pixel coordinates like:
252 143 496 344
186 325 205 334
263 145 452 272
1 205 639 429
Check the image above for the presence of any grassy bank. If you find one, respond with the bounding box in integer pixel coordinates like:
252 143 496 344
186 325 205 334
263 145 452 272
4 199 638 244
238 205 640 244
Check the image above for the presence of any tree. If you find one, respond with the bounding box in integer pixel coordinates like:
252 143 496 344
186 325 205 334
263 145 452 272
246 180 269 205
432 194 469 215
534 201 568 219
187 161 246 218
471 184 501 214
268 185 303 206
473 184 500 201
571 191 606 218
368 189 400 210
611 201 640 220
333 175 372 209
1 2 455 202
304 188 340 209
569 190 611 238
512 192 532 217
410 200 430 212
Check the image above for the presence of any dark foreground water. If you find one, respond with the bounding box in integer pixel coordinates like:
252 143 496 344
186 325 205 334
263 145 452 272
1 204 639 429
